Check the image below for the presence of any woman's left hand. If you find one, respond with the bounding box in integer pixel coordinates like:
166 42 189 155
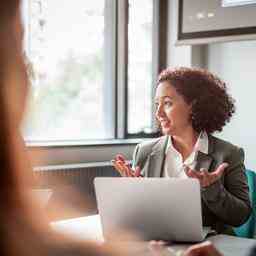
185 163 229 188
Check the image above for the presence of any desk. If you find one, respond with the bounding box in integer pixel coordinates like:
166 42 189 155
52 215 255 256
52 215 103 241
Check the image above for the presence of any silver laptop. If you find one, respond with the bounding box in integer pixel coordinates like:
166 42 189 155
94 177 209 242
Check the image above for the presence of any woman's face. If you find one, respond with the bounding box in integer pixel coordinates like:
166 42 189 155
155 81 192 136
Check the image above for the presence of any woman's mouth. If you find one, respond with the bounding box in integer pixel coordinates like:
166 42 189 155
160 120 170 127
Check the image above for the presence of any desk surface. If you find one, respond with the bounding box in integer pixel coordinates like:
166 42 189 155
52 215 255 256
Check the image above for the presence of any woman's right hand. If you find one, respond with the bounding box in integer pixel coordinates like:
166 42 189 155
111 154 142 177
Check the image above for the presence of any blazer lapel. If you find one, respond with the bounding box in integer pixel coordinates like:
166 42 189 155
147 136 168 177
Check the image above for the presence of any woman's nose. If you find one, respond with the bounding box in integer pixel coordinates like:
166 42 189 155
155 105 164 118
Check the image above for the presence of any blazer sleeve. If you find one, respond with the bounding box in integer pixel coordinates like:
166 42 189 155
131 143 149 177
131 139 159 177
201 147 251 226
132 144 141 169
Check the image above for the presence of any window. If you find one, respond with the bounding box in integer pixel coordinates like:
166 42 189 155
127 0 154 135
23 0 113 141
22 0 167 143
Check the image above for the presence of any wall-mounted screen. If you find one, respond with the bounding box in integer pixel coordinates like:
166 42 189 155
222 0 256 7
177 0 256 44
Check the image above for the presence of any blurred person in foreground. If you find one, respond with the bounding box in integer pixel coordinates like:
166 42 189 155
0 1 144 256
112 67 251 234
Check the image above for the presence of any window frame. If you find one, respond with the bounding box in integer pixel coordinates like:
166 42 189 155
124 0 168 139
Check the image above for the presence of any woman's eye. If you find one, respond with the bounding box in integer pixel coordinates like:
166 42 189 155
164 101 172 107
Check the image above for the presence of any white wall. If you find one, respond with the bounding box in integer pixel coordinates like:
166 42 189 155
167 0 256 170
206 41 256 171
167 0 192 68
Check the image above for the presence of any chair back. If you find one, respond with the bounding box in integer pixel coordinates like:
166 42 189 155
234 169 256 238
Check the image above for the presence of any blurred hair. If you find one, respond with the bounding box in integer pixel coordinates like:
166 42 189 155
157 67 235 134
0 0 28 212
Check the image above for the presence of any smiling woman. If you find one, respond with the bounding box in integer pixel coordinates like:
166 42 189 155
112 67 251 234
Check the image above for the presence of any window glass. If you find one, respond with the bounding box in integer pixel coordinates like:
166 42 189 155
23 0 113 141
127 0 153 134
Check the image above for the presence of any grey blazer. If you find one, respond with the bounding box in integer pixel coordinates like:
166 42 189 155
132 135 251 233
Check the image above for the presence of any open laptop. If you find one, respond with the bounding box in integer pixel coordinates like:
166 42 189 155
94 177 210 242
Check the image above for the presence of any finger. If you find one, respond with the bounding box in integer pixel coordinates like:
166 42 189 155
117 161 130 177
119 160 135 177
150 240 166 246
134 166 141 177
116 160 133 177
116 155 134 176
156 240 167 246
185 168 193 178
199 167 208 177
197 169 214 187
148 240 168 256
116 161 128 176
200 168 207 173
123 163 134 177
184 165 190 173
184 166 195 177
186 168 203 179
149 240 158 246
113 160 136 177
214 162 229 178
199 167 209 178
115 154 126 163
185 165 199 176
111 160 125 176
196 171 204 178
185 169 198 179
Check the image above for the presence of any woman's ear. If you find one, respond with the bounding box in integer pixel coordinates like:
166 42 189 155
189 99 197 122
190 99 197 111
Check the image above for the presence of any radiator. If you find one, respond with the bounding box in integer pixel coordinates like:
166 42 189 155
33 162 119 220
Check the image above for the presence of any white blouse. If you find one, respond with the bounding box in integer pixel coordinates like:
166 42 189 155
163 131 209 178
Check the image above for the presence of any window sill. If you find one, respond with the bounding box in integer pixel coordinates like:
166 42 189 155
26 138 155 166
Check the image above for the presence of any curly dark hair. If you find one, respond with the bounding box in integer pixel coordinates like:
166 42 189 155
157 67 235 134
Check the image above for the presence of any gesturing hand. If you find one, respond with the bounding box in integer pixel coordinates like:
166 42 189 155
185 163 229 188
111 154 142 177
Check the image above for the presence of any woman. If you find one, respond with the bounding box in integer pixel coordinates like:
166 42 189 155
113 67 251 234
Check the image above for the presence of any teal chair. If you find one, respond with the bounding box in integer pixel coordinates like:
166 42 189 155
234 169 256 238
